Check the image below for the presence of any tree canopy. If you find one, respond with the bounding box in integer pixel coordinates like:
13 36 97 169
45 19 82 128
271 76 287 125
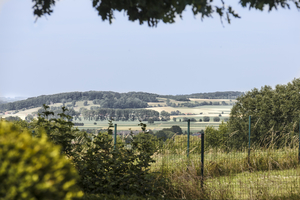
32 0 299 27
228 78 300 148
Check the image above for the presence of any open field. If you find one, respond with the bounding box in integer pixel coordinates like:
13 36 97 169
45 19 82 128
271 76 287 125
0 99 233 131
75 120 223 131
146 105 231 117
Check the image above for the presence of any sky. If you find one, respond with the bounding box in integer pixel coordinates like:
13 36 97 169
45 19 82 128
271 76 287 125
0 0 299 98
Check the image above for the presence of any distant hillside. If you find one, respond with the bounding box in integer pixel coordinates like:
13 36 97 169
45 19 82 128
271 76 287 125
0 91 243 111
0 91 158 111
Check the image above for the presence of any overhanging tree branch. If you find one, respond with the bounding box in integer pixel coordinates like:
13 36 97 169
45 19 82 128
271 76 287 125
32 0 300 26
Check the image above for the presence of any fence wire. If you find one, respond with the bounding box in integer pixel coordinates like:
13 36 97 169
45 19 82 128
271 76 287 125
112 116 300 199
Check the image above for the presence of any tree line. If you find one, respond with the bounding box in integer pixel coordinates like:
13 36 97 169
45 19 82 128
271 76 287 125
79 108 160 121
0 90 243 112
161 91 243 101
167 100 231 108
0 91 158 111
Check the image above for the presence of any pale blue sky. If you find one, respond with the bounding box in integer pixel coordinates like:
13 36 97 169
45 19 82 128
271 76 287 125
0 0 299 98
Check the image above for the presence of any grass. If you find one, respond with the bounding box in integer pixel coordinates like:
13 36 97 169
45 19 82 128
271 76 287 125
149 147 300 199
206 169 300 199
166 167 300 200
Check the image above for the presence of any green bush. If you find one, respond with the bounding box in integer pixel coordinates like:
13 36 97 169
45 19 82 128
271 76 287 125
0 121 83 200
205 121 229 149
72 130 165 198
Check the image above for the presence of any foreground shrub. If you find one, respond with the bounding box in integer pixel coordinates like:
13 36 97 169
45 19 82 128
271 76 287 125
0 121 83 200
73 131 165 198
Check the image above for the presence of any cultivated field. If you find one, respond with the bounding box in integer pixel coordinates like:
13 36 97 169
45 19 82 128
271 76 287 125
0 98 235 131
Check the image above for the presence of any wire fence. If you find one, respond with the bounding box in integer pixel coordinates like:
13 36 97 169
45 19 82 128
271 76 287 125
110 116 300 199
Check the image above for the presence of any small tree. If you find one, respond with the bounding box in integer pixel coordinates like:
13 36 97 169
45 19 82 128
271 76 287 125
213 117 220 122
170 125 183 135
203 116 210 122
83 101 88 106
148 118 154 124
190 118 196 122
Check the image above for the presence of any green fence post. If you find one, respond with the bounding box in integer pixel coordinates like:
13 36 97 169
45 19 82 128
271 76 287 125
201 132 205 189
187 119 190 158
114 124 117 150
298 117 300 163
248 115 251 162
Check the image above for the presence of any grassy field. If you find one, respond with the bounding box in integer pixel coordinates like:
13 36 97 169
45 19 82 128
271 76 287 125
1 99 234 131
76 120 224 132
149 146 300 200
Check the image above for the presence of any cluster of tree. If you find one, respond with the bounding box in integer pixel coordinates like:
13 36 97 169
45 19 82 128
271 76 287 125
170 101 230 108
92 96 148 109
181 116 224 122
0 91 158 111
187 91 244 99
228 78 300 148
36 106 80 120
73 122 84 126
162 96 190 101
80 108 160 121
151 125 183 141
170 110 183 115
2 116 22 122
160 110 170 121
162 91 244 102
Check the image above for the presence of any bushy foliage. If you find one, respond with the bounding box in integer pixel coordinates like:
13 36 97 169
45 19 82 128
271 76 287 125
31 105 78 157
72 128 164 197
229 78 300 148
0 121 83 200
2 106 166 198
205 121 229 149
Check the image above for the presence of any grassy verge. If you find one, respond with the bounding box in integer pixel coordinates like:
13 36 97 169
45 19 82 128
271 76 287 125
150 148 300 199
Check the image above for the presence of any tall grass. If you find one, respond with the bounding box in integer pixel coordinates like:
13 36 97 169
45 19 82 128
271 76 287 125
149 141 300 199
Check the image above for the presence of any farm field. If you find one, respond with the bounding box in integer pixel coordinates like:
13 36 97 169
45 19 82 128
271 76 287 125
0 98 234 131
75 120 223 132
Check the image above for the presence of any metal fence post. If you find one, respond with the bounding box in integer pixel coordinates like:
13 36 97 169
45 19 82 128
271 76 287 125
201 132 205 189
248 115 251 162
114 124 117 150
298 117 300 163
187 119 190 158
